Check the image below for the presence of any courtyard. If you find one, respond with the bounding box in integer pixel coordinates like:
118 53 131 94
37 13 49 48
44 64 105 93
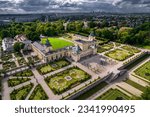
45 67 91 94
41 37 74 50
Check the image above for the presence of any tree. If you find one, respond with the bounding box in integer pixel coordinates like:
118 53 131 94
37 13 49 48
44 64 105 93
0 30 10 38
141 87 150 100
14 42 25 52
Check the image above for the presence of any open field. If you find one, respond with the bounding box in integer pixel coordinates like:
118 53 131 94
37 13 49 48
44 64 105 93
96 89 131 100
105 49 134 61
41 37 74 50
45 67 91 94
134 61 150 81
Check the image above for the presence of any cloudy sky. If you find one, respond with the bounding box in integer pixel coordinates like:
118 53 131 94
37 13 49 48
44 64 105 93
0 0 150 14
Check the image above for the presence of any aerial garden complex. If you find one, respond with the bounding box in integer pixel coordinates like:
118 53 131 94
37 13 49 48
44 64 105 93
0 18 150 100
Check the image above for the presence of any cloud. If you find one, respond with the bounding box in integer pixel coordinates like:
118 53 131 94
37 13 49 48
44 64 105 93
0 0 149 14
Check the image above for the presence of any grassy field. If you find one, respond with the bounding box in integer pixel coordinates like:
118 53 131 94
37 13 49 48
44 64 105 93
45 67 91 94
74 82 108 100
134 61 150 81
125 79 146 92
41 37 74 50
121 46 141 53
29 85 48 100
96 89 131 100
105 49 134 61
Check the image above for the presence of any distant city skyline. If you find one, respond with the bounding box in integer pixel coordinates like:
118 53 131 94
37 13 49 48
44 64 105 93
0 0 150 14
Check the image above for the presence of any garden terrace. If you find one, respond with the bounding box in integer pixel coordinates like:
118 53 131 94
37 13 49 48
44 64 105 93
105 49 134 61
2 61 17 71
37 59 70 75
13 69 33 77
10 83 33 100
8 78 31 87
45 67 91 94
29 84 48 100
96 89 131 100
41 37 74 50
134 61 150 81
97 43 114 53
121 46 141 53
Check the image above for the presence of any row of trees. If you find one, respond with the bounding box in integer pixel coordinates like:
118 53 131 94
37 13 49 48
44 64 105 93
0 20 65 41
0 20 149 47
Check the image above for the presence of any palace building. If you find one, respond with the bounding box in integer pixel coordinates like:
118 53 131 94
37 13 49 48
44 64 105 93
31 33 97 63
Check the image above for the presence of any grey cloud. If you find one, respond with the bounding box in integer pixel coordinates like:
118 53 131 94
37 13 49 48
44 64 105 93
0 0 149 14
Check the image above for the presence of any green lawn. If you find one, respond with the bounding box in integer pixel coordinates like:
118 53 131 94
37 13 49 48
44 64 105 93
8 78 31 87
134 61 150 81
41 37 74 50
29 85 48 100
96 89 131 100
105 49 134 61
121 46 141 53
125 79 146 92
10 83 33 100
74 82 108 100
45 67 91 94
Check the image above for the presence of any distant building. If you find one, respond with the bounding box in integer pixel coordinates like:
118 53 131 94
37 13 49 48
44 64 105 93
2 38 14 51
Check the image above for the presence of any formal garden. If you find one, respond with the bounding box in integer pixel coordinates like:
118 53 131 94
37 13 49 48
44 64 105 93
121 46 141 53
1 53 13 61
2 61 17 71
8 78 31 87
45 67 91 94
96 89 131 100
37 59 70 75
97 43 114 53
27 56 40 63
105 49 134 61
41 37 74 50
13 69 33 77
10 83 33 100
134 61 150 81
29 84 48 100
18 57 27 66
